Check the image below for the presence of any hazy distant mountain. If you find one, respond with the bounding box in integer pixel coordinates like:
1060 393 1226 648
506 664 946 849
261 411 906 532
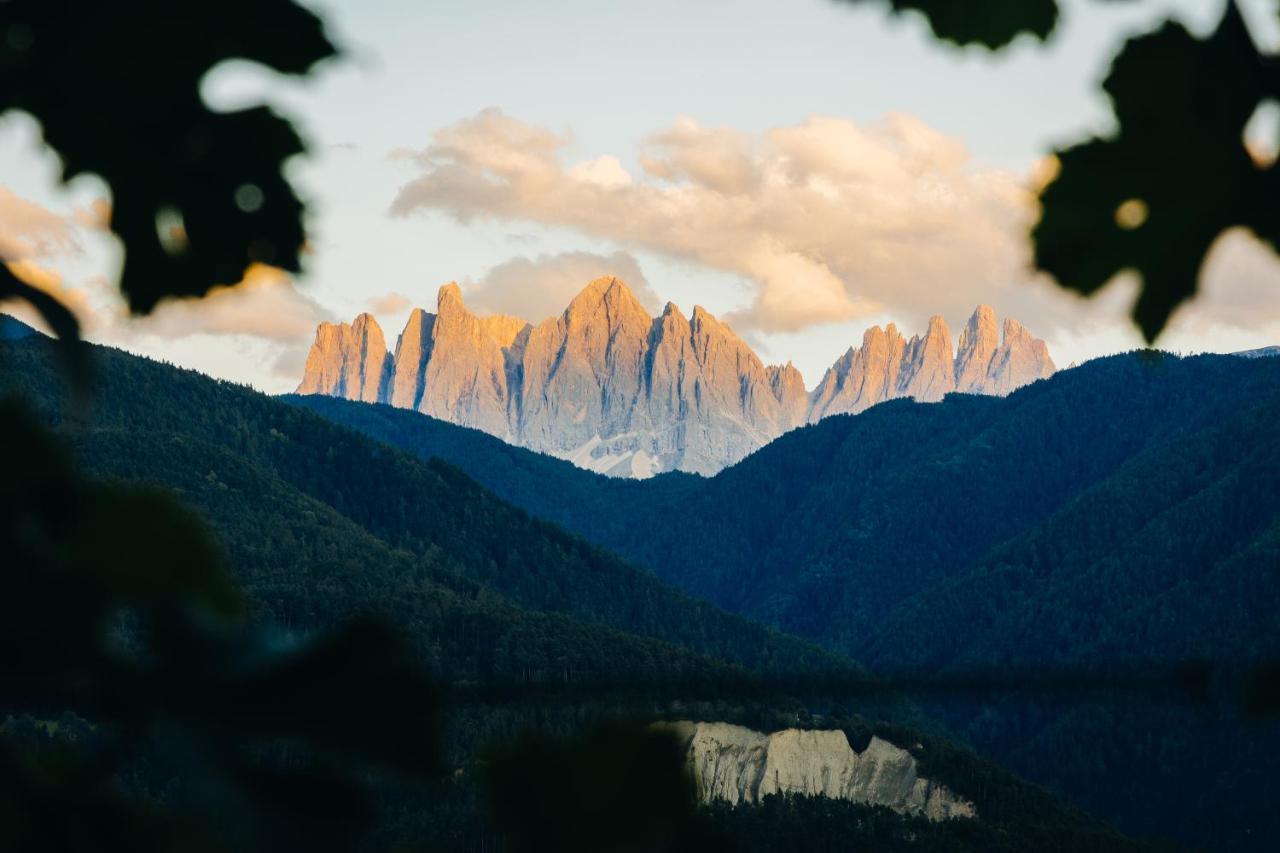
808 306 1055 421
297 278 1055 476
1235 344 1280 358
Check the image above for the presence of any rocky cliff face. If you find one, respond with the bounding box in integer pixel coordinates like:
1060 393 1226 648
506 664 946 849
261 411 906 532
807 305 1055 422
296 313 390 404
297 281 1054 477
655 721 975 821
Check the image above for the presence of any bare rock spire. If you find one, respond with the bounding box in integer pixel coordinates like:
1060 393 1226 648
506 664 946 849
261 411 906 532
296 283 1055 477
954 305 999 393
296 312 389 403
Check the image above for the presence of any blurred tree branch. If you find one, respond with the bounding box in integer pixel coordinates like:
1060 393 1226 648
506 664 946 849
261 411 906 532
0 4 447 850
845 0 1280 342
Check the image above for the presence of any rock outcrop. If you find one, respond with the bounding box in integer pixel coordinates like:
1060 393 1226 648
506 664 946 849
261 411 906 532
296 313 390 404
298 282 1055 477
953 305 999 393
985 317 1056 395
807 305 1055 422
655 721 975 821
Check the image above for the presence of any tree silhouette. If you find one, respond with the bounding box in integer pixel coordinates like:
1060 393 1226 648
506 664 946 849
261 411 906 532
0 3 446 851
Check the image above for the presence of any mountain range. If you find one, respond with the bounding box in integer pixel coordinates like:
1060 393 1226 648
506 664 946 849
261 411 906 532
297 277 1055 476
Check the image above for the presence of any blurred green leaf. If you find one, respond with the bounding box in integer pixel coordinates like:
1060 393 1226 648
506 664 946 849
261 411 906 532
840 0 1059 49
73 487 244 620
0 265 90 393
0 0 337 313
213 618 443 775
484 724 728 853
1034 3 1274 341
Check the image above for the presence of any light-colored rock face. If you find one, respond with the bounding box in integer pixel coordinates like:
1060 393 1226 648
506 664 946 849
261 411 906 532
807 305 1055 423
297 282 1055 477
518 276 653 459
656 721 975 821
899 315 955 402
297 313 390 404
416 283 522 438
954 305 999 393
389 308 434 410
985 317 1056 395
297 277 813 477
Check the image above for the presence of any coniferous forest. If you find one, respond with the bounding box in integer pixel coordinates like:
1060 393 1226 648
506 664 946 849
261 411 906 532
1 331 1191 852
290 350 1280 850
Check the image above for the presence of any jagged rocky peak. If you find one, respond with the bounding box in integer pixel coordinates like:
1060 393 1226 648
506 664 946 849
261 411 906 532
655 721 975 821
807 306 1054 423
297 312 389 404
415 283 526 437
899 314 955 402
562 275 652 338
436 281 527 350
954 305 999 392
806 322 906 424
767 361 808 429
986 316 1056 395
296 285 1055 478
389 308 434 410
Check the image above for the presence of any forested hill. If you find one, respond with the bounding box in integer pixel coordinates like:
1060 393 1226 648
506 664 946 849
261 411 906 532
289 351 1280 849
0 335 854 688
0 333 1167 853
290 353 1280 653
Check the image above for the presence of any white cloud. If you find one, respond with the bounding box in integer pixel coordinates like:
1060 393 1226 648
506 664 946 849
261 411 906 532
391 108 1039 334
366 291 412 316
0 187 105 333
464 250 659 322
0 186 80 261
131 264 331 342
0 184 333 392
1182 228 1280 333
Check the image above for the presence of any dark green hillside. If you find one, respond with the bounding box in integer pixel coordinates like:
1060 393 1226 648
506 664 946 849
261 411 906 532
1 336 850 684
66 427 748 690
290 354 1280 655
854 392 1280 850
289 352 1280 849
0 335 1168 852
864 394 1280 671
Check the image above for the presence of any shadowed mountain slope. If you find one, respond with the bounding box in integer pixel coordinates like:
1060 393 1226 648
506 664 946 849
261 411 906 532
0 335 1166 853
294 353 1280 651
290 351 1280 849
1 336 854 686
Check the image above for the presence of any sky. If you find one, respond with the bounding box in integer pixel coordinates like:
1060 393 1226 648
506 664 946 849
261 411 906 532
4 0 1280 392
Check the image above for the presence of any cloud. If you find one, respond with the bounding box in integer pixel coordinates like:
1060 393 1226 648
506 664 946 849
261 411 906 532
132 264 330 342
391 109 1037 333
71 197 112 231
0 186 81 262
1182 228 1280 333
464 250 659 321
2 258 102 335
0 187 105 332
269 342 312 380
366 291 412 316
